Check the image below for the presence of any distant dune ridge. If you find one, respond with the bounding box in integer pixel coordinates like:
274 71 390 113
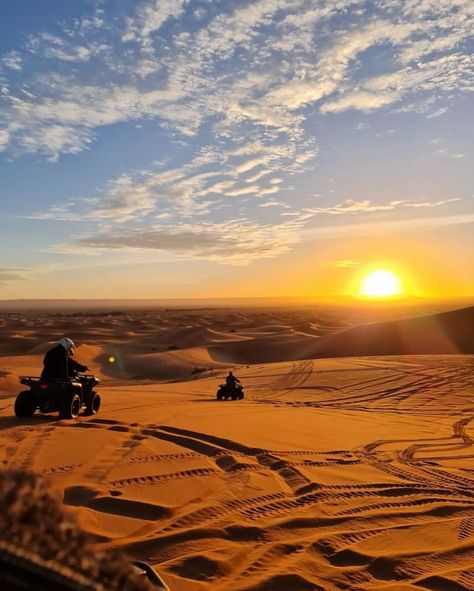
314 305 474 358
1 303 474 590
0 305 473 391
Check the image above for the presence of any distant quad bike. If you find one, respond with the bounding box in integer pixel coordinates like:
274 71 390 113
14 373 101 420
216 383 244 401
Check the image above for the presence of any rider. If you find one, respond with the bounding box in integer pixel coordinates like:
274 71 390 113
225 371 241 390
41 337 88 381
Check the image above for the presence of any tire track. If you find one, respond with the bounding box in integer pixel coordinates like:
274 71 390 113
254 360 314 399
75 426 147 484
109 467 219 488
158 492 289 534
7 425 55 471
125 452 202 464
218 543 304 590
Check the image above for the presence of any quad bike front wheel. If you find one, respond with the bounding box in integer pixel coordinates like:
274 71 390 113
60 392 81 420
84 392 101 416
14 390 37 418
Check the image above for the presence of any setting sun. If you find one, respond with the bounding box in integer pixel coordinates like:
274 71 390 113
358 269 404 298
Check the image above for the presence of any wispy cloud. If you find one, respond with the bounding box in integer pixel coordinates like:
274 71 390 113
0 268 28 284
3 0 473 274
434 150 466 159
122 0 189 46
304 212 474 239
1 51 22 71
58 216 309 265
0 130 9 151
307 198 462 215
326 259 361 268
29 138 314 222
1 0 472 160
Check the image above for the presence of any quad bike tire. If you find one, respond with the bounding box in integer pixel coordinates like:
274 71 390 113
60 392 81 420
14 390 37 418
84 392 101 416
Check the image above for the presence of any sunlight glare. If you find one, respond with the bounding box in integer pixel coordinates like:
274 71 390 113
358 269 403 298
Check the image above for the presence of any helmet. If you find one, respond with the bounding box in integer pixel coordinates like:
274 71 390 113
58 337 75 355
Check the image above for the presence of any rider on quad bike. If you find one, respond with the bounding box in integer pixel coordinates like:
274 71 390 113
225 371 241 389
14 337 100 420
41 337 88 381
216 371 244 400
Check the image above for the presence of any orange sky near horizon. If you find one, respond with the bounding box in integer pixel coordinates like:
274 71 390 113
0 223 472 301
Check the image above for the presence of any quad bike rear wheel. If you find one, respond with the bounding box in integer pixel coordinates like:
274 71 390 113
14 390 37 418
60 392 81 420
84 392 101 416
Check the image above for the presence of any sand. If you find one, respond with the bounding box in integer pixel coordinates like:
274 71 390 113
1 305 474 590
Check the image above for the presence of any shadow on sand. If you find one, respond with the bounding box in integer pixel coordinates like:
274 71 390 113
0 413 58 432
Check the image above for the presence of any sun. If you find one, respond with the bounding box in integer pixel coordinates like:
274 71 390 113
358 269 404 298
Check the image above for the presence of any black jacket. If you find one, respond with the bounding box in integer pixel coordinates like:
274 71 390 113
225 374 240 387
41 345 87 381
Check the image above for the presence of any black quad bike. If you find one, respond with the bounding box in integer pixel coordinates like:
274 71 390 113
14 373 101 420
216 383 244 400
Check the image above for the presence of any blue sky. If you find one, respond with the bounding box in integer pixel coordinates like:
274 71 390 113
0 0 473 298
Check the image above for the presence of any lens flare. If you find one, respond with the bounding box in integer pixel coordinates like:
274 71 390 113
108 356 116 364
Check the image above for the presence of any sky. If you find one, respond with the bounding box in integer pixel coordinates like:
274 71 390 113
0 0 473 300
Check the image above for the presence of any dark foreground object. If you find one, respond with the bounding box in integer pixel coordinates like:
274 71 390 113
0 469 160 591
132 561 170 590
216 383 244 400
14 373 101 420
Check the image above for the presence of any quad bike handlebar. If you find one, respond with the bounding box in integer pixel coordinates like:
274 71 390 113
20 373 99 387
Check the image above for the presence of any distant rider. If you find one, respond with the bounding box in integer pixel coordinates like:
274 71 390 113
225 371 241 389
41 337 88 381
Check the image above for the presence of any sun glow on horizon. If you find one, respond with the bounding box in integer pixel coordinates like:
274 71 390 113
358 269 404 298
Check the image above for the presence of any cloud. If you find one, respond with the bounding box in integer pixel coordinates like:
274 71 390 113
0 268 28 284
434 150 466 159
326 259 361 268
3 0 473 273
1 0 472 161
22 125 94 162
0 130 9 151
1 51 22 71
65 217 309 264
307 198 462 215
304 212 474 239
321 90 399 113
123 0 188 45
29 137 315 221
44 45 95 62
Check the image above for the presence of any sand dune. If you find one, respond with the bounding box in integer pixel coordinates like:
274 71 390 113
314 305 474 358
1 305 474 590
2 305 472 396
1 355 474 590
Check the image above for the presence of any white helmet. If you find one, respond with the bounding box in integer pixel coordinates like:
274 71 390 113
59 337 76 355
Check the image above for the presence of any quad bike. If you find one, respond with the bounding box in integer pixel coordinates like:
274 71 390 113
14 373 101 420
216 383 244 400
0 546 170 591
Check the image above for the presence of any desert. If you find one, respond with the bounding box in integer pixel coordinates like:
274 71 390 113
3 0 474 589
1 302 473 590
